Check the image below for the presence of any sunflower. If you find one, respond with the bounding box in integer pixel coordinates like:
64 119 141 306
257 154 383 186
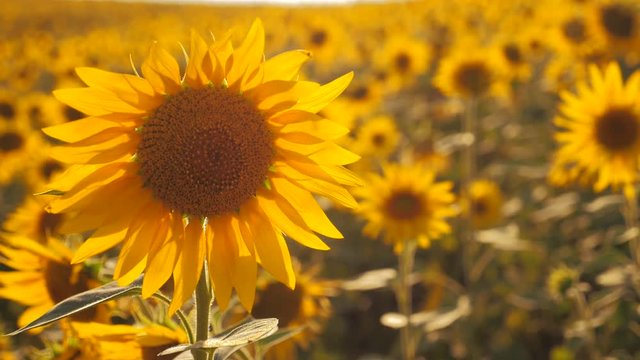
2 196 65 245
460 179 503 229
0 236 109 331
17 92 68 129
0 91 17 122
251 262 336 360
354 163 456 252
352 115 400 160
42 19 360 314
551 62 640 198
588 0 640 62
433 44 508 99
0 119 42 185
373 34 430 91
53 322 187 360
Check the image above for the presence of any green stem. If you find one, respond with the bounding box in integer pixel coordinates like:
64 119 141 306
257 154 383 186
461 97 478 287
397 240 417 360
194 265 213 360
150 292 195 345
624 192 640 268
571 288 600 360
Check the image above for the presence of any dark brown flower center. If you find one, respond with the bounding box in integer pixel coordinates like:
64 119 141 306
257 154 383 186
252 282 304 327
0 132 24 152
44 261 96 321
41 159 64 181
502 43 523 64
372 133 386 147
594 107 639 152
310 30 328 46
0 102 15 120
38 211 63 241
394 53 411 73
600 4 635 39
472 197 488 216
137 87 273 217
350 85 370 101
453 62 492 96
64 105 84 121
384 190 424 220
562 18 587 43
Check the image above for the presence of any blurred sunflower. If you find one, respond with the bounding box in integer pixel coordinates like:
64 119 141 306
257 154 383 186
404 140 451 175
0 91 17 122
293 15 356 69
0 120 41 185
551 62 640 198
252 263 336 360
17 92 68 129
461 179 503 229
433 45 508 99
547 265 578 301
0 237 109 331
3 196 65 244
352 115 400 160
42 19 359 314
588 0 640 62
24 144 66 190
354 163 456 252
53 322 187 360
373 34 430 91
497 40 532 82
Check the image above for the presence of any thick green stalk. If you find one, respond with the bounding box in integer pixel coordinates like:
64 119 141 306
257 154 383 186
193 266 213 360
397 240 417 360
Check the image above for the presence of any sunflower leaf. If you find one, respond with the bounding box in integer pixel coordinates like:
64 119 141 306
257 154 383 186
159 318 279 356
6 275 143 336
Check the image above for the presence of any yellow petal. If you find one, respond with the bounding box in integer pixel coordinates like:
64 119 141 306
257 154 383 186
294 72 354 113
142 216 180 298
208 217 235 310
227 19 265 91
75 67 160 110
42 118 125 143
185 30 210 88
54 88 145 116
256 192 329 250
169 219 205 315
270 177 342 239
141 43 182 95
240 202 295 288
263 50 311 82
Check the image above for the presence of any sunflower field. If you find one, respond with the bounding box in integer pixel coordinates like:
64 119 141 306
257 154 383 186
1 0 640 359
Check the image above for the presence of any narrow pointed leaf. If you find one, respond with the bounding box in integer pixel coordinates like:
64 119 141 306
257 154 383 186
158 318 279 355
6 276 143 336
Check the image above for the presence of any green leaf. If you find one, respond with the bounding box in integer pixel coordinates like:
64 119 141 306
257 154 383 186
33 189 65 196
158 318 279 356
6 276 143 336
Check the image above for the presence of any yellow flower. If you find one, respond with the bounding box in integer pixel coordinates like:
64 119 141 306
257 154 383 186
59 322 187 360
547 265 579 301
551 62 640 198
588 0 640 63
0 120 41 185
252 262 336 360
433 44 508 99
3 196 65 245
373 34 430 91
42 19 360 314
461 179 503 230
354 163 456 252
0 237 109 331
352 115 400 159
